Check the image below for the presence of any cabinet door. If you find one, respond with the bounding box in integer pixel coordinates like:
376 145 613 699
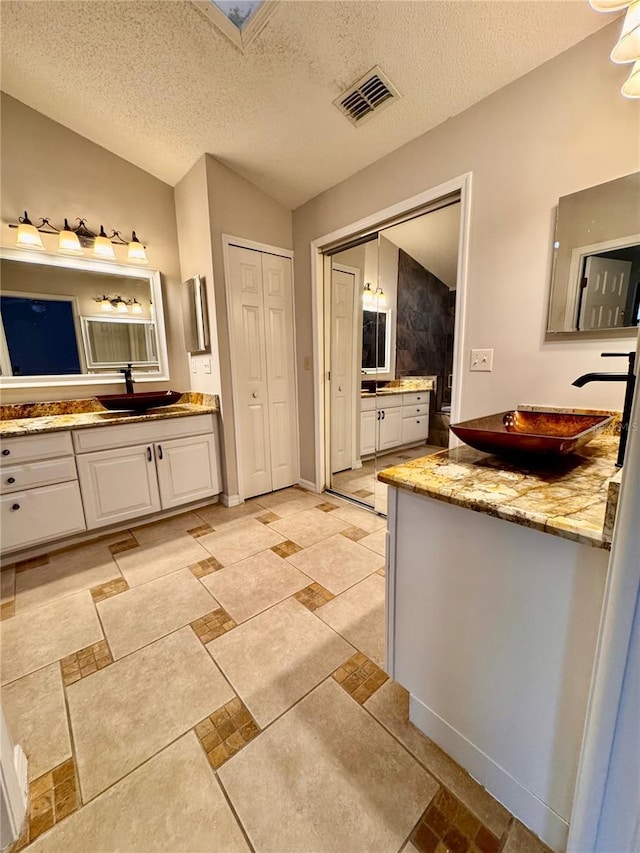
155 434 219 510
1 481 85 553
77 444 160 529
378 408 403 451
401 416 429 445
360 410 377 456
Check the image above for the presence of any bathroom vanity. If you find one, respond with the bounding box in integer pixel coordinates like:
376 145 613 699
379 418 621 852
360 378 435 456
0 394 220 556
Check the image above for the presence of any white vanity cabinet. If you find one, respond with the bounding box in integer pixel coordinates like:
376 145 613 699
360 391 430 456
0 432 86 552
74 414 220 530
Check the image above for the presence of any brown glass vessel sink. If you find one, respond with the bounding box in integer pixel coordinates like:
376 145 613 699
97 391 182 412
449 410 612 457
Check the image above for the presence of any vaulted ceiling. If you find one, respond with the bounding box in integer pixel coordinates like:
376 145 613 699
1 1 610 209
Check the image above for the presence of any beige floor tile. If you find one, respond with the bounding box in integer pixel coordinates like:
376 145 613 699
113 534 209 587
200 549 309 623
253 487 324 517
68 627 234 801
365 679 511 838
330 502 387 532
207 597 353 727
130 511 204 545
198 518 285 566
359 526 387 557
15 542 120 614
97 568 219 659
1 566 15 603
1 591 103 685
317 573 386 667
286 533 385 595
27 733 248 853
268 506 350 547
401 843 422 853
2 663 71 781
502 821 553 853
195 499 264 529
219 678 438 853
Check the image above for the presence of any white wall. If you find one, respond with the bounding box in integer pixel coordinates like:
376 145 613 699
0 94 186 402
292 23 640 483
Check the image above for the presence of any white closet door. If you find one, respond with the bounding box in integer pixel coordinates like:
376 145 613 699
261 252 298 491
228 245 273 499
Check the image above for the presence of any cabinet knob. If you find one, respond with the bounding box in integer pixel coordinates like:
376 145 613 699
417 420 421 424
252 392 258 398
338 386 343 392
11 503 20 511
2 449 10 456
7 477 16 484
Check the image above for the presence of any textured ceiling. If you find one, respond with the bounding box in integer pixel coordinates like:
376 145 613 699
0 1 610 209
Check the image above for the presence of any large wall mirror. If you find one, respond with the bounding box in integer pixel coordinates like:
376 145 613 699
547 172 640 335
0 247 169 388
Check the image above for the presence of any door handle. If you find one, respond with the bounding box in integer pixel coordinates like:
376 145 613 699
338 386 343 392
2 449 10 456
147 447 152 462
252 392 258 398
381 410 385 420
157 444 163 460
11 503 20 511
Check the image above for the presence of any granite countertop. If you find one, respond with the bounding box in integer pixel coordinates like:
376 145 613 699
0 392 220 437
361 378 436 398
378 417 622 550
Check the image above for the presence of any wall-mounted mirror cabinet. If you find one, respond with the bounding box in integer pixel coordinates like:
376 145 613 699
182 274 210 354
547 172 640 335
0 247 169 388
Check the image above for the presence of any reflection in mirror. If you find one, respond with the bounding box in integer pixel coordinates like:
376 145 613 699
362 308 390 372
0 249 168 386
547 172 640 334
183 274 210 354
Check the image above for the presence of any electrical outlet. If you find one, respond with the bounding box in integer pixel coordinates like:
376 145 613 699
203 360 212 375
470 348 494 372
303 356 312 371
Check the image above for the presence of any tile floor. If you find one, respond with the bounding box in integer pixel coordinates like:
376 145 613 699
1 486 550 853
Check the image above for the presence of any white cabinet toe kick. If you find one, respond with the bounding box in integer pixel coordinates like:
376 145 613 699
0 414 221 557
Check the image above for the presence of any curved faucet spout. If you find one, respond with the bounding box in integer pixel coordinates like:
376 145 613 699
572 372 628 388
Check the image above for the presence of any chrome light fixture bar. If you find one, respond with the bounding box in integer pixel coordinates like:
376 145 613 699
94 295 144 314
8 212 149 263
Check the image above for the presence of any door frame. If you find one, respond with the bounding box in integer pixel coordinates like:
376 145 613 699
221 234 299 503
310 173 473 493
331 262 362 473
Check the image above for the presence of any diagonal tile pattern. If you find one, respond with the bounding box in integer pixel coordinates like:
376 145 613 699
1 487 547 853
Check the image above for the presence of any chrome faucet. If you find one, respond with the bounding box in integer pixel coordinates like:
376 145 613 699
572 351 636 468
120 363 135 395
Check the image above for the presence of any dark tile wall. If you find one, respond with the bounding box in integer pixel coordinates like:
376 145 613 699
396 249 456 414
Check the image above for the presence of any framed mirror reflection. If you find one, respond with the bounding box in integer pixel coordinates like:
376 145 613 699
0 247 169 388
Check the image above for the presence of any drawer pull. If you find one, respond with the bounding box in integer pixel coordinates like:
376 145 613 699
2 449 10 456
147 447 152 462
11 503 20 511
417 420 421 424
7 477 16 484
381 410 385 420
158 444 163 460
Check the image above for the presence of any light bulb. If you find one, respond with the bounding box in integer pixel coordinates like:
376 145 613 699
93 226 116 260
127 231 148 264
101 297 113 312
376 287 387 308
590 0 632 10
362 283 375 309
611 0 640 63
115 297 128 313
15 212 45 250
130 299 143 314
622 58 640 95
57 219 83 255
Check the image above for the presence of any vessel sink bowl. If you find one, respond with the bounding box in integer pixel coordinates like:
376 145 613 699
449 410 612 457
97 391 183 412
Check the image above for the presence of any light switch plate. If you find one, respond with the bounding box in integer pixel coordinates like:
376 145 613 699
203 360 212 374
470 348 494 371
191 359 197 374
303 356 312 371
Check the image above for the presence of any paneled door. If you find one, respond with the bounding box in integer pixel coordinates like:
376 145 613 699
580 256 631 330
228 244 298 499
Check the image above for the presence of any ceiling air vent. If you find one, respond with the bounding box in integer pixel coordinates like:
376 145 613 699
334 66 400 126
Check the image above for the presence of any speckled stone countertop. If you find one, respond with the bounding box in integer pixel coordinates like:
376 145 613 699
361 377 436 398
379 408 622 550
0 392 220 437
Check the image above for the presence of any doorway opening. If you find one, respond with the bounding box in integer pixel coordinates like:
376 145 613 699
319 181 468 513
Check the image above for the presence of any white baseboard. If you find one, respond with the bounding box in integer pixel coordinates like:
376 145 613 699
221 493 242 507
352 460 363 470
298 478 319 493
409 694 569 852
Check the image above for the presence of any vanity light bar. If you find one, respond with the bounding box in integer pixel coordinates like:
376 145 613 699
8 213 149 263
590 0 640 97
95 295 144 314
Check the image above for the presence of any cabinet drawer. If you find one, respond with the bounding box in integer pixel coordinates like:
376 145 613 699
402 392 430 407
360 395 377 412
403 403 429 417
0 431 73 465
1 481 86 553
378 394 404 409
1 456 78 494
401 417 429 445
73 414 214 454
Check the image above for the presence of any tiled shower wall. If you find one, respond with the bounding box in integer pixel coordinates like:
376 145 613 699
395 249 456 415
